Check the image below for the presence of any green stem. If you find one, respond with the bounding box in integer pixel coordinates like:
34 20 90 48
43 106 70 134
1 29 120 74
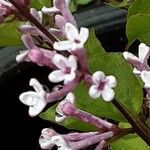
112 99 150 146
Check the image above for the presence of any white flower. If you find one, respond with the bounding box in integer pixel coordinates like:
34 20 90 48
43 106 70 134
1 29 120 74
141 71 150 88
55 93 75 122
19 78 46 117
51 135 72 150
89 71 117 102
39 128 57 149
42 0 71 14
123 43 150 74
54 22 89 51
49 54 77 84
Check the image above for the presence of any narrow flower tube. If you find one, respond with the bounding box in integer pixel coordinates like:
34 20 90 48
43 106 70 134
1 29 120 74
16 34 56 68
51 131 113 150
39 128 99 149
55 93 115 130
46 74 81 102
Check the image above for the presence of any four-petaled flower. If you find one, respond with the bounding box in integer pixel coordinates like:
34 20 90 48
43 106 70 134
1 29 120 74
19 78 47 117
54 22 89 51
123 43 150 74
49 54 77 84
55 92 75 122
89 71 117 102
39 128 57 149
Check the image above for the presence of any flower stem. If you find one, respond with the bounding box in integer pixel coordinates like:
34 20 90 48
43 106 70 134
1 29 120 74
9 0 58 43
112 99 150 146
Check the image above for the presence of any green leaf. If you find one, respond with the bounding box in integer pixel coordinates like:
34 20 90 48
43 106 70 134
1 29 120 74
111 134 148 150
146 117 150 128
74 0 92 5
126 14 150 45
85 28 105 58
41 51 143 131
108 0 130 8
40 104 97 132
74 52 143 123
70 1 78 12
128 0 150 19
30 0 52 10
0 20 22 46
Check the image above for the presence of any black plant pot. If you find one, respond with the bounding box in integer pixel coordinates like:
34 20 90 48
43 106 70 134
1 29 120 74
0 3 134 150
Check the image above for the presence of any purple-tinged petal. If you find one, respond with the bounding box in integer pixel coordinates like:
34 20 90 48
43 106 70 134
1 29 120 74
21 34 36 49
64 72 76 84
30 8 43 23
55 15 67 32
89 85 101 99
92 71 105 84
65 22 78 41
52 54 68 69
105 75 117 88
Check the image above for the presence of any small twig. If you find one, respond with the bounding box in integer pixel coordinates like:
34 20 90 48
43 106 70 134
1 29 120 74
112 99 150 146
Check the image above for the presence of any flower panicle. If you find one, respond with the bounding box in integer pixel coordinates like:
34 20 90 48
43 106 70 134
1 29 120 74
12 0 120 149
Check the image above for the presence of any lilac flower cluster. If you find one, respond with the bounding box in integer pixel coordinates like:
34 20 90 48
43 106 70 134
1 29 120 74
1 0 119 149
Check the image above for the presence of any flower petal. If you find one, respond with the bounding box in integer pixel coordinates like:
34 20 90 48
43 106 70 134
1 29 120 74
55 15 66 31
138 43 150 63
54 40 73 51
52 54 68 69
29 96 46 117
39 129 56 149
16 50 29 63
78 27 89 44
92 71 105 84
123 52 138 60
141 71 150 88
65 22 78 41
89 85 101 99
105 75 117 88
102 87 115 102
30 8 42 23
49 70 65 83
64 71 76 84
133 68 141 75
21 34 36 50
30 78 44 93
68 55 77 71
51 135 68 148
19 91 38 106
65 92 75 104
42 6 59 14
